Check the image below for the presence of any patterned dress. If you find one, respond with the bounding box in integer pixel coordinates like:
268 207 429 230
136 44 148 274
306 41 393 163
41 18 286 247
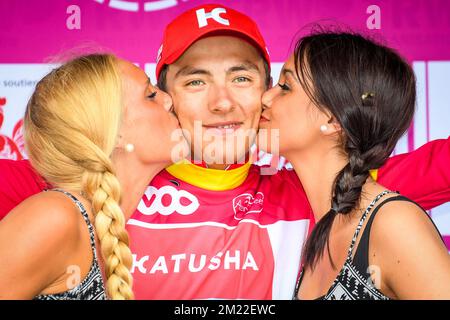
293 190 438 300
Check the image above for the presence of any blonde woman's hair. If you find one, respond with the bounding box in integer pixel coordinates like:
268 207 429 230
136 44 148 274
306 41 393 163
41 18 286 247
24 54 134 300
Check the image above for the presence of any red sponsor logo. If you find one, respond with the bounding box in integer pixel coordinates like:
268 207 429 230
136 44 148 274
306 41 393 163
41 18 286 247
0 97 24 160
0 97 5 127
233 192 264 220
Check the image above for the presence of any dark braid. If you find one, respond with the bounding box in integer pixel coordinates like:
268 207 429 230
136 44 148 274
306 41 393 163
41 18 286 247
303 149 378 270
333 154 369 214
296 30 416 271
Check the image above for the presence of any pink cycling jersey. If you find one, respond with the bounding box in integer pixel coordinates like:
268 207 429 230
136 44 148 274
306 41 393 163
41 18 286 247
127 163 314 299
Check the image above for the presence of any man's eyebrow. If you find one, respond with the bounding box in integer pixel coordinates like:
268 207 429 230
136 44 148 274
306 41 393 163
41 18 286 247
227 61 260 74
175 66 213 78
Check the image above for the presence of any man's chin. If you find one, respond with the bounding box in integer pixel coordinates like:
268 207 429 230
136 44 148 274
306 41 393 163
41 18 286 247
194 150 249 166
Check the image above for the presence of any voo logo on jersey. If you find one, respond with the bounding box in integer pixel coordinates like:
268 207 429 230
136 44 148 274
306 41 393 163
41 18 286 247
137 185 200 215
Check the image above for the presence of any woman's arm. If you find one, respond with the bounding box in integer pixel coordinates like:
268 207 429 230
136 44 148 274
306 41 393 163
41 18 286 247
0 192 80 299
371 200 450 299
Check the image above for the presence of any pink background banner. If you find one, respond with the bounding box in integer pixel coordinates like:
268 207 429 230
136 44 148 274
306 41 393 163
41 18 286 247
1 0 450 65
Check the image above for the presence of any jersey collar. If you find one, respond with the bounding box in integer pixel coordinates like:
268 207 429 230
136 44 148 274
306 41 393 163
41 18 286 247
166 160 251 191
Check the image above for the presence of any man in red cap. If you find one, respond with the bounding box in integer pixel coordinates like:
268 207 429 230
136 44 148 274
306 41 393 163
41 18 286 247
0 4 449 299
110 4 450 299
155 3 271 169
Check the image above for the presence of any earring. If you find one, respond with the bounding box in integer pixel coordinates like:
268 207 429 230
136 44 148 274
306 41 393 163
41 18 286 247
125 143 135 153
320 125 328 132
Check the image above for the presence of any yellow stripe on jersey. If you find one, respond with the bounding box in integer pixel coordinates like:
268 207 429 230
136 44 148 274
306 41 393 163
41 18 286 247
166 160 251 191
166 162 378 191
370 169 378 181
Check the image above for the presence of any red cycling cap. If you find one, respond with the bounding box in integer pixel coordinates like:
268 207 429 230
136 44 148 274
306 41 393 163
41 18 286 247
155 3 270 79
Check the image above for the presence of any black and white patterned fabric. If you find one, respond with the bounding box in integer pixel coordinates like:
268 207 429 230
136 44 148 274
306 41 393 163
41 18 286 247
294 190 397 300
34 189 107 300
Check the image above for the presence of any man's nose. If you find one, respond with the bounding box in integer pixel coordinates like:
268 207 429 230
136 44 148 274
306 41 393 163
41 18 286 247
208 85 235 113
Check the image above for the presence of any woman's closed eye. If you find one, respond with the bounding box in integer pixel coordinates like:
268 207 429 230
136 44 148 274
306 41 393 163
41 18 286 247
278 83 290 91
147 91 157 99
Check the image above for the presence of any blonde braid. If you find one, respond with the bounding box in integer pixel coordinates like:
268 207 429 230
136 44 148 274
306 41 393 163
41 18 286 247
24 54 135 299
83 167 134 300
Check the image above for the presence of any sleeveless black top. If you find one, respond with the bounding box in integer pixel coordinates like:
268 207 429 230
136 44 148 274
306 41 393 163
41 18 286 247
294 190 443 300
34 189 107 300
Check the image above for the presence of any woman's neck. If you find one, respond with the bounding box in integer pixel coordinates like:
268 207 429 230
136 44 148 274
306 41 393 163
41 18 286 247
113 153 167 221
286 147 348 223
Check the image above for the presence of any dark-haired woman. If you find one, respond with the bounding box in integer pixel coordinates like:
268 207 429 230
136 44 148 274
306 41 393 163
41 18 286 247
259 32 450 300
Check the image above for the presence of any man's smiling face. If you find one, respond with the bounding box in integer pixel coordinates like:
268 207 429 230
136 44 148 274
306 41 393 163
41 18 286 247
164 36 267 169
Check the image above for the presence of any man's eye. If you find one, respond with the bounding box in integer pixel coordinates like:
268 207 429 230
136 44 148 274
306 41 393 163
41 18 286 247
233 77 250 83
147 91 157 99
278 83 290 91
187 80 205 86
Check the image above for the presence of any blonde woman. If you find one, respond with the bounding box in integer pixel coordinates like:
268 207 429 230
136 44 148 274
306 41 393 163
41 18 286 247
0 54 185 299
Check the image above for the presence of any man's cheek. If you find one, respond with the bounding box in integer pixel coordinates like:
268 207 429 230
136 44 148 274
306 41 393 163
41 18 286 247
248 107 263 124
170 91 185 111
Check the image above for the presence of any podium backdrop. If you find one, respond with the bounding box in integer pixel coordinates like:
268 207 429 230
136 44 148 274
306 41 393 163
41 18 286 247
0 0 449 250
